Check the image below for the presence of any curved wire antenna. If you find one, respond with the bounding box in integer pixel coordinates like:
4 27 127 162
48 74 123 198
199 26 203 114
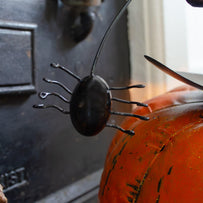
111 97 148 107
39 92 70 103
90 0 132 75
106 123 135 136
33 104 70 114
109 84 145 90
50 63 81 81
43 78 72 95
111 111 149 121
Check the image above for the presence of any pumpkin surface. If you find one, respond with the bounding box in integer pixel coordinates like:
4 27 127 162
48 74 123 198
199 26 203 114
99 86 203 203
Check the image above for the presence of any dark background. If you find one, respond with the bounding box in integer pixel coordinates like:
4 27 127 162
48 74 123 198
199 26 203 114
0 0 130 202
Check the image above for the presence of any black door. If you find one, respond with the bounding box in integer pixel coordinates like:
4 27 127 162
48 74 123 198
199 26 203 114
0 0 130 202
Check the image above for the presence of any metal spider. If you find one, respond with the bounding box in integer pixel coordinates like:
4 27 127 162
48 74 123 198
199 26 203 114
33 0 149 136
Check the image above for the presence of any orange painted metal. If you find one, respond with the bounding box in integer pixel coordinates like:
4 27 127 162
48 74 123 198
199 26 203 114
99 86 203 203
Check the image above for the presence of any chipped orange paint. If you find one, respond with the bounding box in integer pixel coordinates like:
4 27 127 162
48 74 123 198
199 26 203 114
99 86 203 203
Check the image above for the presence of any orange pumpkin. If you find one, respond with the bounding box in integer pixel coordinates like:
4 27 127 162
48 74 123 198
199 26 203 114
99 85 203 203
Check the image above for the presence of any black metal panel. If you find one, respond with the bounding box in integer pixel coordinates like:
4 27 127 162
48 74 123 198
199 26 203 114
0 0 130 202
0 21 36 94
36 169 102 202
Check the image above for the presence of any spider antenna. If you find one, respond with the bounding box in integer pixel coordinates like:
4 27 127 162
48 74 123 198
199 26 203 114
90 0 132 76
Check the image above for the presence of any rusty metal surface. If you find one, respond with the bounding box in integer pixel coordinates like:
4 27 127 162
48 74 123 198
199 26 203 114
99 87 203 202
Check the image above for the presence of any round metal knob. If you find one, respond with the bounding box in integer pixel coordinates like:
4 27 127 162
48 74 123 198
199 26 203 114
69 10 95 42
61 0 102 43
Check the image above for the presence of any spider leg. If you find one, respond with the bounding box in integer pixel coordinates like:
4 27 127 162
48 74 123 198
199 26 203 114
109 84 145 90
110 111 149 121
39 92 70 103
43 78 72 95
111 97 148 107
33 104 70 114
50 63 81 81
106 123 135 136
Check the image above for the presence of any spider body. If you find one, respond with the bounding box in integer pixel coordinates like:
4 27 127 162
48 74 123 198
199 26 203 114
70 75 111 136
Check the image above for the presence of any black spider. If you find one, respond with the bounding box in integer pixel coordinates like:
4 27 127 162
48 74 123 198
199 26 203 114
33 0 149 136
